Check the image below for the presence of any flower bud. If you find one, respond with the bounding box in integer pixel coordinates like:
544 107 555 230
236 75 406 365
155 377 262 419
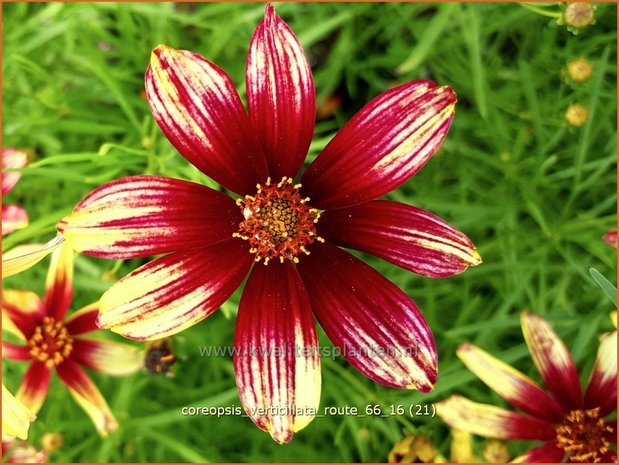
565 104 588 127
563 2 595 29
567 58 593 82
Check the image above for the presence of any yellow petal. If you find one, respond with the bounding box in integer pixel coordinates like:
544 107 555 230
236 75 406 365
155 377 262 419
2 235 64 278
2 384 36 440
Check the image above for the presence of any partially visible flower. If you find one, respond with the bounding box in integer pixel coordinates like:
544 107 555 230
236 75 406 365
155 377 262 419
40 433 62 454
437 311 617 463
56 4 480 443
567 58 593 83
2 384 35 440
2 148 29 235
389 434 437 463
563 2 596 29
565 104 588 127
2 243 142 435
2 439 47 463
483 439 510 463
603 229 617 249
2 236 65 278
450 429 476 463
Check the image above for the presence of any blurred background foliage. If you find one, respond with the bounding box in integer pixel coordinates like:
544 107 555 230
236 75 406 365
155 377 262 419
2 2 617 462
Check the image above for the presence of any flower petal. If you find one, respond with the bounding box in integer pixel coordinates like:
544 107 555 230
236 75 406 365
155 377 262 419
44 241 74 321
64 303 99 335
2 148 28 195
319 200 480 278
2 290 44 340
2 384 36 440
301 81 456 209
56 358 117 435
57 175 242 259
71 338 142 376
435 395 556 441
603 228 617 248
97 240 252 340
296 241 437 391
246 4 315 179
510 441 566 463
2 342 32 361
1 235 65 279
16 362 51 414
521 311 583 411
145 45 267 195
2 205 29 236
457 343 565 423
584 330 617 417
234 260 320 444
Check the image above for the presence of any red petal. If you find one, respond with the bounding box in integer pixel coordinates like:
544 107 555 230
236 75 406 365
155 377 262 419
584 330 617 416
2 205 28 236
2 298 40 340
145 45 267 195
71 338 142 376
58 175 242 259
2 342 32 361
511 441 566 463
297 241 437 391
301 81 456 209
56 358 117 435
456 343 565 423
64 303 99 335
234 260 320 444
521 312 583 411
436 395 556 441
246 4 315 179
97 240 252 340
16 362 51 414
319 200 481 278
44 242 74 321
2 148 27 195
603 228 617 248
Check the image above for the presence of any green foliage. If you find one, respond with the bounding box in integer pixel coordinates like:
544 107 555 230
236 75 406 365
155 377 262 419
2 2 616 462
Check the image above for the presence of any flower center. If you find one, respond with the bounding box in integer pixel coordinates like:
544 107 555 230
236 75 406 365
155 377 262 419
28 317 73 367
233 177 324 265
556 407 614 463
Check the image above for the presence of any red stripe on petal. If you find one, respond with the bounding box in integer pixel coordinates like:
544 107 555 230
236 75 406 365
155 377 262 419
145 46 267 195
57 175 242 259
97 240 252 340
436 395 556 441
297 241 437 391
2 342 32 361
301 81 456 209
2 148 27 195
319 200 480 278
247 4 315 179
234 261 320 444
584 330 617 417
2 205 29 236
511 441 566 463
44 242 74 321
56 358 117 435
457 343 565 423
65 303 99 335
521 312 583 411
16 362 51 414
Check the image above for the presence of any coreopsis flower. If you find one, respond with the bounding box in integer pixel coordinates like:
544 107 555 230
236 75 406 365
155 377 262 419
2 439 46 464
2 243 142 435
603 229 617 248
2 148 29 235
2 384 35 440
57 4 480 443
437 311 617 463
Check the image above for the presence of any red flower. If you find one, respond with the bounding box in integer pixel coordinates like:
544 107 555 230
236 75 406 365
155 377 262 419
57 5 480 443
437 312 617 463
2 148 29 235
2 243 142 435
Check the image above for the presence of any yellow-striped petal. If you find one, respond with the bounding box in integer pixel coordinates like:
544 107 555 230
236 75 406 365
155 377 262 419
56 359 117 436
2 235 65 278
2 384 36 440
521 311 582 410
72 337 143 376
457 343 564 422
44 240 74 320
435 395 556 441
